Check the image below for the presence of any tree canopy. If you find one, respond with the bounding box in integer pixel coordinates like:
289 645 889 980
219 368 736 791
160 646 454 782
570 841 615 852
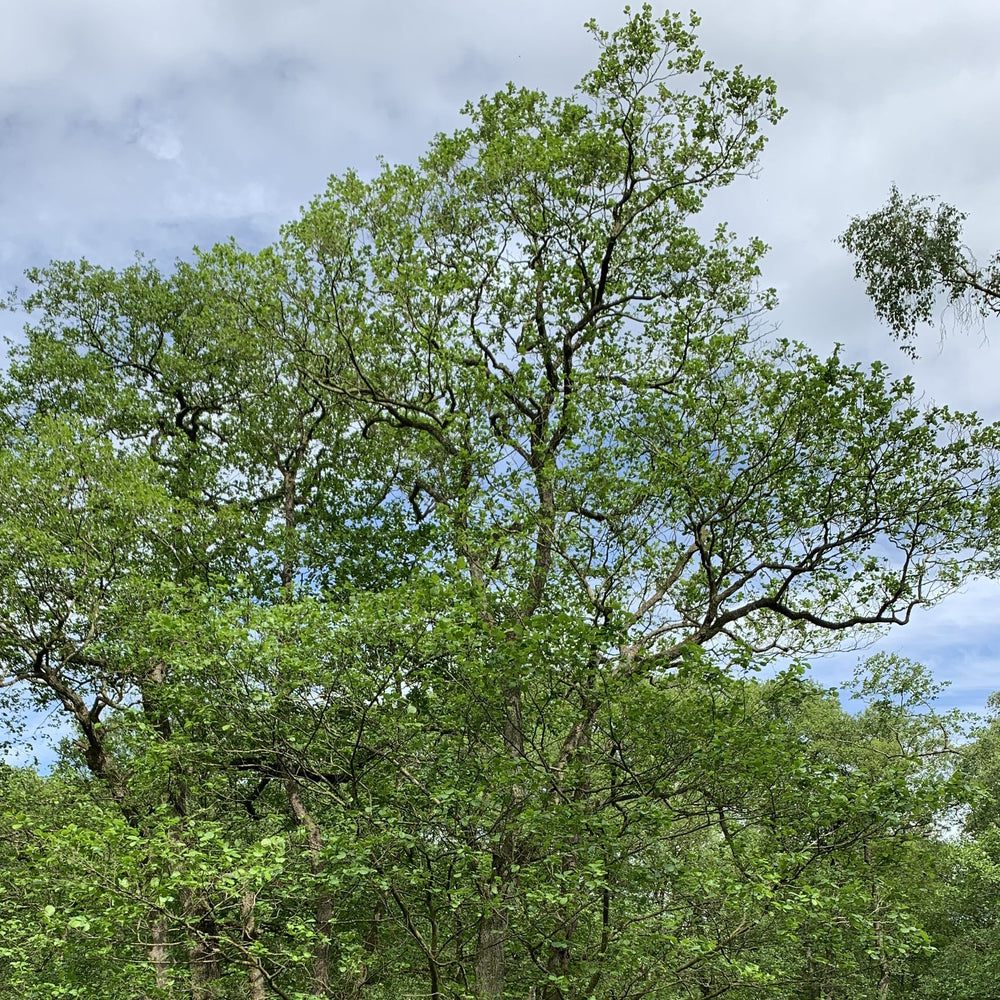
2 7 1000 999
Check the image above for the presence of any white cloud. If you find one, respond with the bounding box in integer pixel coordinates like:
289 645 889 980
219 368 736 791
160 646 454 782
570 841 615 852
135 117 182 161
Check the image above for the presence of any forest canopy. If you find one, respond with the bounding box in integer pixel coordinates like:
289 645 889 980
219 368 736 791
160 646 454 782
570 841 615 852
2 7 1000 999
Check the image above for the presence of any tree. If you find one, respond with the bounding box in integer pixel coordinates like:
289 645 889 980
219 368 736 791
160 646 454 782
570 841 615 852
2 6 999 998
840 185 1000 356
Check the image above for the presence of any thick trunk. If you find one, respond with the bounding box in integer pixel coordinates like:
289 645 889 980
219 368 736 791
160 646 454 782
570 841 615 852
189 935 223 1000
148 917 170 994
474 813 519 1000
474 905 508 1000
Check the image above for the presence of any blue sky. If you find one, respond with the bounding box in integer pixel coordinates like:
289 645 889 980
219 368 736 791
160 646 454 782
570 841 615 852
2 0 999 761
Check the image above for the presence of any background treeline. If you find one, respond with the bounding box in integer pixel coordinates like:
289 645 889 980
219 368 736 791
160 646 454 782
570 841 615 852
6 656 1000 1000
2 9 1000 999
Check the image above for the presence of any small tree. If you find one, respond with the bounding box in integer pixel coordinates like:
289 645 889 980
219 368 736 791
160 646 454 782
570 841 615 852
840 185 1000 356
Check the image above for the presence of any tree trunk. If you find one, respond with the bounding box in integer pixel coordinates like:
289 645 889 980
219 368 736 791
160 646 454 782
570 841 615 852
287 780 333 995
241 890 268 1000
865 841 891 1000
472 659 526 1000
474 903 508 1000
189 932 223 1000
148 917 170 995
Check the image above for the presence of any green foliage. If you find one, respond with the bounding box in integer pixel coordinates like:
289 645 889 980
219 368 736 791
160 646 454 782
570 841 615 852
0 6 998 999
840 184 1000 355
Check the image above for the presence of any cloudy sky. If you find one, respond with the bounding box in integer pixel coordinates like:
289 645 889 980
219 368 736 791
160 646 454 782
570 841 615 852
1 0 999 737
